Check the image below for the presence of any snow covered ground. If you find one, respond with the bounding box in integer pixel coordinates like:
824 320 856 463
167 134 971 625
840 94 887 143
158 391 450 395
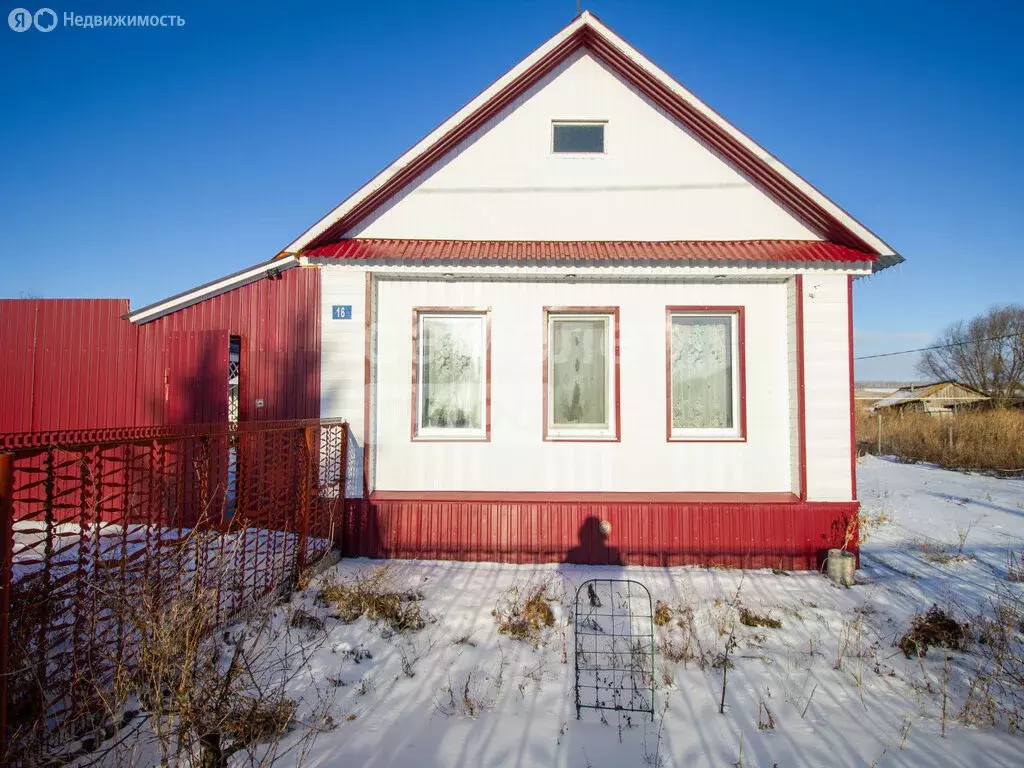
92 457 1024 767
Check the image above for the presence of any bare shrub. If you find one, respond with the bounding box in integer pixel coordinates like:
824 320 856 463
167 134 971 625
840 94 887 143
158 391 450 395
960 596 1024 730
493 584 556 646
897 605 971 659
62 569 338 768
319 566 427 633
435 649 508 718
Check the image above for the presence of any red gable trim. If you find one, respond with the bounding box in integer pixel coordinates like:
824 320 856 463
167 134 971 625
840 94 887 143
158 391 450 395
303 239 875 264
301 23 877 254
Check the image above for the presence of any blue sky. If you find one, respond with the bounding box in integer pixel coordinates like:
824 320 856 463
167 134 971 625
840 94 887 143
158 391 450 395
2 1 1022 380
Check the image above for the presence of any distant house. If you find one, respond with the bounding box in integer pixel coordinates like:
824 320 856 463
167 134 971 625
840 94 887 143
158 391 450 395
872 381 990 416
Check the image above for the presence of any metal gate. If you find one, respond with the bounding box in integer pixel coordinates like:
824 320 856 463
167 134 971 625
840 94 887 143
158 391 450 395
574 579 655 718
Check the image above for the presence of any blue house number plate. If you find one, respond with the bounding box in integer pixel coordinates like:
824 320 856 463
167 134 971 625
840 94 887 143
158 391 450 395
331 305 352 320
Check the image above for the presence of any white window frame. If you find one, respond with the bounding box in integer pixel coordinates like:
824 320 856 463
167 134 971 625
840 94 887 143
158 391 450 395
545 309 618 441
551 120 608 156
414 310 489 441
667 309 744 441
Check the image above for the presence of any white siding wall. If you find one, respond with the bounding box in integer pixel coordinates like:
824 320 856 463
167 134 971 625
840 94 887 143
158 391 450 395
345 50 819 243
320 268 367 498
786 276 801 495
802 274 854 501
370 278 793 493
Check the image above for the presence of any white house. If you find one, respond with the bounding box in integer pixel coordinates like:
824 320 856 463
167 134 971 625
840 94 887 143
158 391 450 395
128 12 899 568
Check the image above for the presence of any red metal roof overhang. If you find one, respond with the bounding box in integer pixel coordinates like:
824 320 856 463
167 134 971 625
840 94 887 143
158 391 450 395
303 239 876 264
300 25 878 255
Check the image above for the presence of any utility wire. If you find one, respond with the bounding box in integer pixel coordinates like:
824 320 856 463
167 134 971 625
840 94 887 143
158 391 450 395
854 332 1022 361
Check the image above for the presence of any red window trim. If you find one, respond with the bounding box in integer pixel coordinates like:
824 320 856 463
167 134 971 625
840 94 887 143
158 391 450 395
542 306 621 442
664 306 747 443
411 307 492 443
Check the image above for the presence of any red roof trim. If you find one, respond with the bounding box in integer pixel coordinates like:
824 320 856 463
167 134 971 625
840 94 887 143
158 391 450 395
303 239 875 264
301 23 877 254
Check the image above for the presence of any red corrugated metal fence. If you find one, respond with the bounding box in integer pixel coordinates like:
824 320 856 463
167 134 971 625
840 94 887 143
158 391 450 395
0 300 138 434
0 266 321 433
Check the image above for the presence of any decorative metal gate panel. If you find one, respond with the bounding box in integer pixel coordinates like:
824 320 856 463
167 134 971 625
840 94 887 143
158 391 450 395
574 579 654 718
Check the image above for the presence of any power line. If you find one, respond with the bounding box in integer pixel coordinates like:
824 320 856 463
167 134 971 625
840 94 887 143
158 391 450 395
854 332 1022 361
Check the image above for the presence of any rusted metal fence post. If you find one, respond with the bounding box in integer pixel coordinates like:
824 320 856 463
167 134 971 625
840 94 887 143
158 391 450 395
0 452 16 762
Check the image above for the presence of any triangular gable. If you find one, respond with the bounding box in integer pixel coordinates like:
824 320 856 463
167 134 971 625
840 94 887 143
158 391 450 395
929 381 990 401
281 11 899 269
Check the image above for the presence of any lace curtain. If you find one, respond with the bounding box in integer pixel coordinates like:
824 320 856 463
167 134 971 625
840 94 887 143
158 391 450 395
670 315 733 429
550 317 608 427
421 316 483 430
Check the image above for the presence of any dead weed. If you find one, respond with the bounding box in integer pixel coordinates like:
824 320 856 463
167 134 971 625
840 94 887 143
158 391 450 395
897 605 971 659
493 585 556 646
739 607 782 629
320 567 427 633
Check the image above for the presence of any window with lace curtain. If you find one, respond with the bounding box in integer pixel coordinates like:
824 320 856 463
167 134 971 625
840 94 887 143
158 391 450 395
545 308 619 440
414 310 490 440
667 309 744 440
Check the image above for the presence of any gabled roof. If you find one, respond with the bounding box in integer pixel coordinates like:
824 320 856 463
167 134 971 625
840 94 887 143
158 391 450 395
281 11 899 270
873 381 990 409
304 239 876 265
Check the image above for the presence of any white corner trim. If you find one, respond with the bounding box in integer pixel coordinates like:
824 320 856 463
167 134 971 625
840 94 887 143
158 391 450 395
126 256 299 324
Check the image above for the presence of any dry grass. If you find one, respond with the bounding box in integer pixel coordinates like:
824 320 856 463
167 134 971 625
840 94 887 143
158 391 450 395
857 507 892 545
896 605 971 659
857 408 1024 472
319 567 426 633
653 600 704 671
493 585 556 646
738 607 782 630
223 695 298 747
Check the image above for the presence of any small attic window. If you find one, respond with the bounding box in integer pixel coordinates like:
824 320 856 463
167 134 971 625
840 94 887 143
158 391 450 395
552 122 605 153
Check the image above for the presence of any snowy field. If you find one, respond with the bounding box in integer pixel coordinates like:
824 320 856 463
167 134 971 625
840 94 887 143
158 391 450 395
90 456 1024 767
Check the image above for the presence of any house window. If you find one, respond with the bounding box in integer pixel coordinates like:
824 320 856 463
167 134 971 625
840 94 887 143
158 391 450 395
667 308 745 440
552 121 605 153
545 308 619 440
413 310 490 440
